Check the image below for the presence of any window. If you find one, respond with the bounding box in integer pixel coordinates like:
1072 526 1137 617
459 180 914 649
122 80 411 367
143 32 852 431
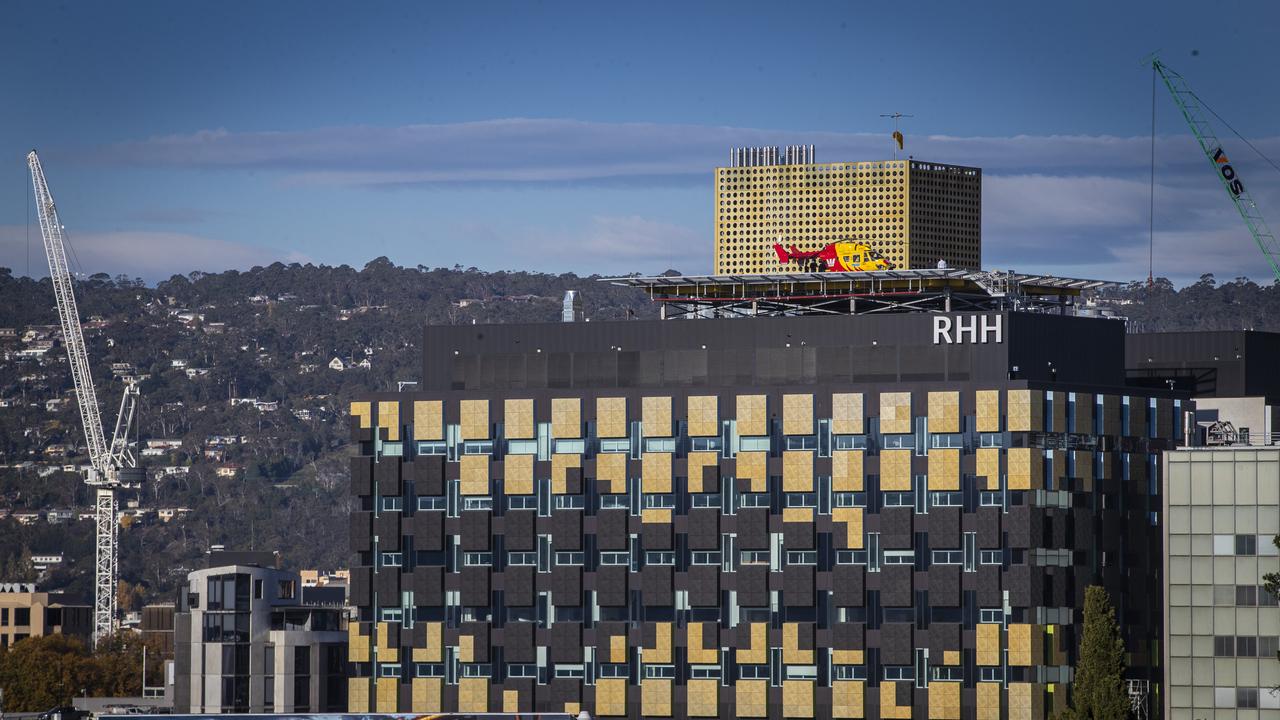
380 552 403 567
554 495 585 510
738 665 769 679
690 437 722 452
740 550 770 566
599 551 629 566
1236 535 1258 556
1259 636 1279 659
835 550 868 565
1214 585 1237 606
1237 636 1258 657
833 435 867 450
786 551 817 566
1237 585 1259 606
784 493 816 508
979 609 1004 624
417 441 447 455
786 436 817 450
979 433 1003 448
834 492 866 508
599 439 631 453
599 495 630 511
979 491 1004 507
931 550 963 565
415 662 444 677
417 496 446 511
643 494 675 509
785 665 818 680
931 667 963 681
461 664 492 678
643 438 676 453
883 550 915 565
884 491 914 507
508 552 537 566
597 664 629 678
555 552 584 566
739 493 770 508
278 580 295 600
1261 587 1280 607
507 495 537 511
930 433 963 449
555 664 586 679
462 440 493 455
1214 636 1235 657
462 497 493 511
507 439 537 455
883 666 914 681
978 667 1004 682
692 494 721 508
554 439 585 454
833 665 867 680
506 664 536 678
692 551 721 566
882 435 913 449
380 496 403 511
980 550 1004 565
463 552 493 566
379 607 403 623
690 665 721 679
1238 688 1259 709
929 491 962 507
644 665 676 679
1214 535 1235 555
740 436 771 452
645 551 675 566
380 663 401 678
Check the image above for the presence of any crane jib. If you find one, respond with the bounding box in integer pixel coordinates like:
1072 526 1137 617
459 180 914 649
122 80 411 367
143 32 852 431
1211 147 1246 196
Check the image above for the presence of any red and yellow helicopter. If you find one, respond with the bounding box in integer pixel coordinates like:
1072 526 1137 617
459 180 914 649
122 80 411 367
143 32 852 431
772 239 894 273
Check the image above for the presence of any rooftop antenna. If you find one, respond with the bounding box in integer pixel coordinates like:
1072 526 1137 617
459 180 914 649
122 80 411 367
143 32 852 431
880 112 913 160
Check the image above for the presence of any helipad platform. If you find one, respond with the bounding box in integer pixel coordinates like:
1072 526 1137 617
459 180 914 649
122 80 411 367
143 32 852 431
601 268 1118 319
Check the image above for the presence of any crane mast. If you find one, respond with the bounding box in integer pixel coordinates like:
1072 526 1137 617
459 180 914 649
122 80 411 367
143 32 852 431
27 150 137 645
1152 59 1280 282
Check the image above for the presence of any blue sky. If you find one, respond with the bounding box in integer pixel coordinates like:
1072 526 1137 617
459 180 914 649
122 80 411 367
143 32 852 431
2 0 1279 284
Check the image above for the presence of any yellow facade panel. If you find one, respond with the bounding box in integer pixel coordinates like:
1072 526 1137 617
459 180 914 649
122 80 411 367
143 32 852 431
641 678 672 717
348 622 369 662
1008 683 1033 720
942 650 960 666
928 448 959 491
459 399 489 440
783 622 814 664
414 400 443 440
412 622 443 662
737 394 768 436
460 455 489 496
737 622 768 664
458 678 489 713
688 395 719 437
1007 448 1041 491
832 393 864 435
1007 623 1033 666
378 401 400 441
976 623 1000 666
831 680 865 719
976 682 1001 720
459 633 474 662
610 633 627 663
928 391 960 433
928 681 961 720
376 621 397 663
687 679 719 718
783 393 813 436
595 678 627 717
833 507 864 549
976 447 1000 490
783 507 814 524
880 391 912 435
687 451 719 494
736 680 768 719
783 450 813 492
552 397 581 439
736 451 768 493
597 397 627 438
503 398 533 439
880 449 912 491
880 681 912 720
1007 389 1043 432
687 622 718 664
503 689 520 713
596 452 627 495
350 401 372 429
833 449 864 492
375 677 398 712
642 508 672 525
642 451 672 493
782 679 814 719
975 390 1000 433
348 677 370 712
551 452 581 495
646 621 673 663
643 396 672 437
504 453 534 496
833 648 864 665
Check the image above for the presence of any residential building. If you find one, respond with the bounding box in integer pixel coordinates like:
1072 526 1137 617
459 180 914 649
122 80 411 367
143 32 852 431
0 583 91 649
173 552 348 713
346 292 1177 718
714 147 981 274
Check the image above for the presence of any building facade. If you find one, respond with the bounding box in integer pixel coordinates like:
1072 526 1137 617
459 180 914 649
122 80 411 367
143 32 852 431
347 311 1177 719
0 583 91 649
714 148 981 274
173 555 348 713
1164 448 1280 717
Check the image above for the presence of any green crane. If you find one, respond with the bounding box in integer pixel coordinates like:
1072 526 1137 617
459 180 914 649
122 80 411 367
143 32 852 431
1152 57 1280 282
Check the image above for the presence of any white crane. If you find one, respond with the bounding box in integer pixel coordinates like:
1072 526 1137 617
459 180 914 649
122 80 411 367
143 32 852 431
28 150 141 645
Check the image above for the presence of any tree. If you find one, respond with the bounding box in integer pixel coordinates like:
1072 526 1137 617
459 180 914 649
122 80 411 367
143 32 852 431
1061 585 1130 720
1264 536 1280 661
0 635 94 711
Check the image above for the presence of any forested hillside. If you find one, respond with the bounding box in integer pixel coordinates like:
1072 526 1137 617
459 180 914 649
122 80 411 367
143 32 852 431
0 262 1276 606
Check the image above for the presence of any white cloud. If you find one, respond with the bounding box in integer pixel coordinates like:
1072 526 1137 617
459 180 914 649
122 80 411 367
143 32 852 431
0 225 308 280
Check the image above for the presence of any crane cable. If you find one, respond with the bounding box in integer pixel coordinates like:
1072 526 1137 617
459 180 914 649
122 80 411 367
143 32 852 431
1149 64 1156 286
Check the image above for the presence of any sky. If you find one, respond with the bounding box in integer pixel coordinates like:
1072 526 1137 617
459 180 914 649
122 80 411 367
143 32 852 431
2 0 1279 285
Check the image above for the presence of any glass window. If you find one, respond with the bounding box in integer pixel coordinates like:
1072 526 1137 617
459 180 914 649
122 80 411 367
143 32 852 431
1236 535 1258 556
1237 585 1258 607
380 496 403 511
507 439 538 455
599 439 631 453
930 491 962 507
417 496 446 511
508 552 537 566
643 438 676 453
931 550 962 565
645 551 675 566
462 497 493 511
599 552 629 566
883 550 915 565
979 609 1004 624
979 491 1003 507
506 664 536 678
786 551 817 566
463 552 492 566
740 437 771 452
555 552 584 566
692 494 721 508
507 495 537 511
1236 636 1258 657
980 550 1003 565
833 435 867 450
554 495 585 510
599 495 630 511
884 491 914 507
554 439 585 454
691 551 721 566
1213 535 1235 555
643 494 675 509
